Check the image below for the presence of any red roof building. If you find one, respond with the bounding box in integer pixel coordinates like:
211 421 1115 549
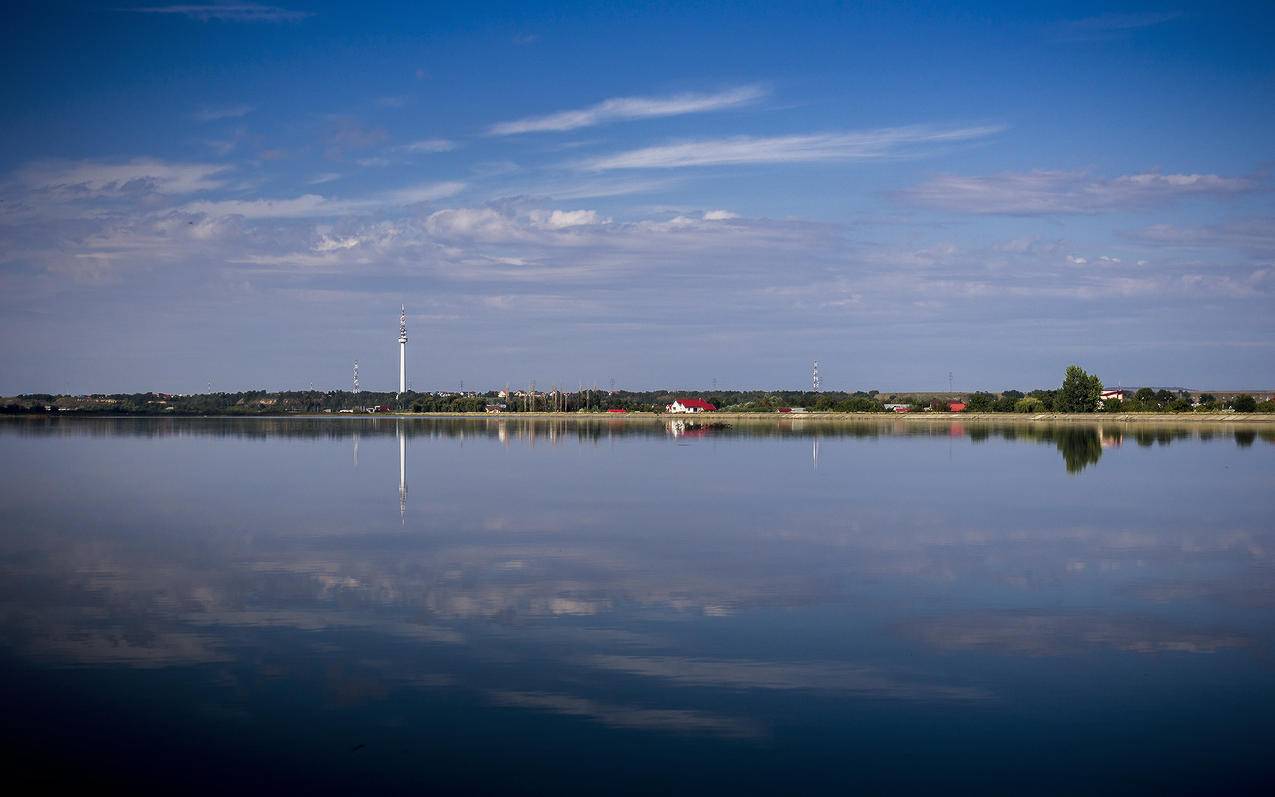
606 408 628 413
667 398 717 413
948 402 967 412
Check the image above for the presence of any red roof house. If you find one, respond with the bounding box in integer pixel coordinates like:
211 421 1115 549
667 398 717 413
948 402 967 412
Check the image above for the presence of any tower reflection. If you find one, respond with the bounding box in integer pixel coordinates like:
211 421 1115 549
398 421 407 521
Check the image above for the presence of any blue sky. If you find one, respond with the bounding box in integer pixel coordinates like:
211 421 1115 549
2 1 1272 393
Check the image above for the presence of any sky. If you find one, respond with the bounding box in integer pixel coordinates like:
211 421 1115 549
1 1 1273 394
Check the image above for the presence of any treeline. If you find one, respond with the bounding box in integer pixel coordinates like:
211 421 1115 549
3 365 1272 415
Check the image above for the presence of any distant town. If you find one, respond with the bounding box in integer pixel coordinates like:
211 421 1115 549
5 379 1274 417
5 305 1274 418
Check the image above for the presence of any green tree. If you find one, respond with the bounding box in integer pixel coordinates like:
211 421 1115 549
966 392 996 412
1231 394 1257 412
1015 396 1046 413
1057 365 1103 413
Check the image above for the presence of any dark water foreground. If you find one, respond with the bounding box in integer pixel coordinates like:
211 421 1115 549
1 417 1272 793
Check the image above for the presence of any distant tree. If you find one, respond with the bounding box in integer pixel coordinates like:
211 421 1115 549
1134 387 1156 403
1015 397 1046 413
1198 393 1217 406
1101 397 1124 413
1029 389 1057 411
965 392 996 412
1231 394 1257 412
1155 389 1174 405
1057 365 1103 413
1168 398 1192 413
1001 389 1025 400
992 395 1017 413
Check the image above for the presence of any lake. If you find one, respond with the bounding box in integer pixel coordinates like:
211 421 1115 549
1 416 1273 793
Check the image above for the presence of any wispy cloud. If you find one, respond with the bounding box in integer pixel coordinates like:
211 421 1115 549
191 103 254 122
900 169 1256 215
486 690 763 739
179 180 466 219
16 158 230 197
400 138 457 154
129 3 311 22
1055 10 1183 40
487 85 767 136
1126 218 1275 255
376 180 466 205
577 124 1002 171
582 655 989 701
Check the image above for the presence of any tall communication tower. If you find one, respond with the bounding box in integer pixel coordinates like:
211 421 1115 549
397 305 408 396
352 360 360 393
812 360 821 393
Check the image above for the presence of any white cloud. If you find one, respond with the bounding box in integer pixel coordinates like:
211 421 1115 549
400 138 457 153
313 234 362 252
182 194 338 219
901 169 1255 215
533 209 603 229
128 4 311 22
377 180 466 204
424 207 523 242
179 181 465 219
577 125 1003 171
703 209 738 221
17 158 230 197
1066 255 1088 265
487 85 767 135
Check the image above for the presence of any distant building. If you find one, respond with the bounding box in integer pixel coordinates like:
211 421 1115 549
667 398 717 413
606 408 628 413
485 404 505 413
1100 389 1127 402
777 407 807 413
948 402 967 413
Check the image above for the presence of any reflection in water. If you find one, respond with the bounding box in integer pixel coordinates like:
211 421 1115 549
0 417 1273 791
1054 427 1103 473
398 420 407 520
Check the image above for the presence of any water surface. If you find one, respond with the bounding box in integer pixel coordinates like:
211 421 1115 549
1 417 1273 793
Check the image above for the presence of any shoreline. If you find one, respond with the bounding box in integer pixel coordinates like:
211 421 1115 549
10 412 1274 424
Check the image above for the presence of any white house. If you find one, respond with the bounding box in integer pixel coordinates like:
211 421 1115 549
667 398 717 413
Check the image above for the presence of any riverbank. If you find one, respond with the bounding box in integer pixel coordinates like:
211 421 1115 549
7 411 1274 424
354 411 1275 424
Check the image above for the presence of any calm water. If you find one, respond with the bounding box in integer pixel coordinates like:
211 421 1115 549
1 416 1273 793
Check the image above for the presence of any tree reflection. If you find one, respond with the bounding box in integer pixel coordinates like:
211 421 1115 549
1053 428 1103 474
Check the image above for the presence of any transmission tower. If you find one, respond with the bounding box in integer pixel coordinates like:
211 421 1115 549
353 361 360 393
812 360 821 393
